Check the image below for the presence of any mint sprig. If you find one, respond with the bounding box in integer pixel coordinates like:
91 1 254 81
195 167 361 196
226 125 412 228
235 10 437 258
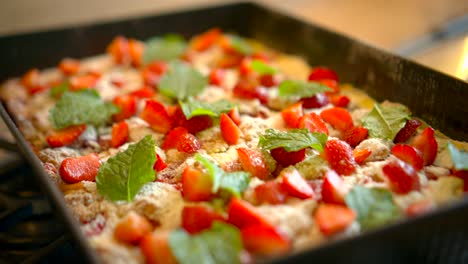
227 34 253 55
158 61 207 101
143 34 187 63
448 142 468 171
250 59 277 75
361 103 410 140
278 80 331 98
179 98 234 119
195 154 250 198
49 90 119 129
96 135 156 201
169 222 243 264
258 128 327 152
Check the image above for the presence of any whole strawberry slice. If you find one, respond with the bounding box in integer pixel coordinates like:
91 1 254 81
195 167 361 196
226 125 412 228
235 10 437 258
411 127 438 165
60 153 101 184
182 205 226 234
320 107 354 132
47 124 87 148
254 180 288 205
270 147 306 167
321 170 348 205
324 139 357 176
382 159 420 194
314 204 356 236
237 148 270 180
140 100 172 134
342 126 368 147
391 144 424 170
394 119 422 143
308 67 339 82
280 168 314 199
181 167 212 202
227 198 271 229
241 224 291 256
298 112 329 135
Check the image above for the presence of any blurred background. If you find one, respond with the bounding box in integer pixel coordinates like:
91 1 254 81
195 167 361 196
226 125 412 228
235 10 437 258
1 0 468 79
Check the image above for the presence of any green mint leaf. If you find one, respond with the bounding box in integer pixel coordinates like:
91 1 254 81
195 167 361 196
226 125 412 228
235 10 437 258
278 80 332 98
227 34 253 55
49 90 119 129
158 61 207 101
180 98 234 119
195 154 250 198
345 186 401 231
169 222 243 264
361 103 410 140
96 135 156 201
143 34 187 63
448 142 468 171
250 59 277 75
258 128 327 152
49 82 69 98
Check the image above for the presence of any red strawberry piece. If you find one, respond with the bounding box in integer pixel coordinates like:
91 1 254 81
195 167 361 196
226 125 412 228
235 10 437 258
238 57 252 76
314 204 356 236
233 79 268 104
237 148 270 180
342 126 368 147
321 170 347 205
181 167 212 202
301 93 330 109
209 68 226 86
182 205 226 234
128 39 144 67
452 170 468 192
241 225 291 256
320 107 354 132
146 61 168 75
280 168 315 199
391 144 424 170
329 94 350 107
129 86 155 99
191 28 222 52
140 100 172 134
111 121 129 148
176 132 201 153
114 212 152 244
281 102 303 128
69 73 99 91
46 124 87 148
254 180 288 205
228 107 241 126
162 127 188 150
106 36 130 64
110 77 125 88
352 148 372 164
140 231 178 264
184 115 214 134
411 127 438 165
298 112 329 135
405 200 434 217
220 113 241 145
141 68 161 87
324 139 357 176
394 119 422 143
308 67 339 82
112 95 137 121
382 159 420 194
59 153 101 184
270 147 306 167
259 74 278 88
58 58 80 76
227 198 271 229
153 153 167 172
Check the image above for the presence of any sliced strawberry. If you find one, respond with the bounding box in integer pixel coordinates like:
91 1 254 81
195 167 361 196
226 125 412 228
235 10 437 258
59 153 101 184
191 28 222 52
391 144 424 170
405 200 434 217
353 148 372 164
308 67 339 82
254 180 287 205
452 170 468 192
321 170 347 205
181 167 213 202
142 61 167 87
394 119 422 143
58 58 80 75
301 93 330 109
241 225 291 256
69 73 99 90
324 139 357 176
153 153 167 172
238 57 252 76
411 127 438 165
140 100 172 133
182 205 226 234
129 86 155 99
228 107 241 126
217 53 243 68
176 132 201 153
112 95 137 121
320 107 354 132
128 39 144 67
298 112 329 135
280 168 314 199
114 212 152 244
146 61 168 75
270 147 306 167
140 231 178 264
110 77 125 88
314 204 356 236
281 102 303 128
209 68 226 86
259 74 278 88
343 126 368 147
46 124 87 148
106 36 130 64
233 79 268 104
383 159 420 194
183 115 214 134
220 113 241 145
162 127 188 150
111 121 129 148
329 94 350 108
237 148 270 180
21 69 47 94
227 198 271 229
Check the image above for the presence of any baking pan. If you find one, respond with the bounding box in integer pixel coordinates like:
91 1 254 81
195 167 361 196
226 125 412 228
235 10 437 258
1 2 467 264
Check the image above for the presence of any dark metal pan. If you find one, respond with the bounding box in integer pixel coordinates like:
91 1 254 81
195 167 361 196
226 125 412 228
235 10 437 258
1 2 467 264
